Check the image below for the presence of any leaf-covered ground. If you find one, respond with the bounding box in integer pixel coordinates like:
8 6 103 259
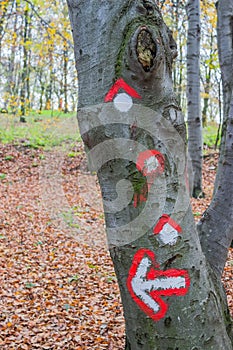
0 143 232 349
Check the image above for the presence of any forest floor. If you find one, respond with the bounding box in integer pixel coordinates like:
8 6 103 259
0 139 232 349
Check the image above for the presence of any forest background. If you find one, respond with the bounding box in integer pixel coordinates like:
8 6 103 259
0 0 220 133
1 1 232 349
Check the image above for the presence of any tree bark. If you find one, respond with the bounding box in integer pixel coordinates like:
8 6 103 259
0 0 10 61
63 40 69 113
45 48 54 111
198 0 233 278
67 1 232 348
20 8 29 122
216 0 233 126
186 0 202 198
198 92 233 276
214 0 233 194
4 0 18 113
201 32 214 127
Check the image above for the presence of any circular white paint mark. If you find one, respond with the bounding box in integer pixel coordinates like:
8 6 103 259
145 155 159 173
113 93 133 112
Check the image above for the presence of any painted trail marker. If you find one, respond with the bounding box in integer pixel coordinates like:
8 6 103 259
136 150 165 177
127 249 190 321
134 149 165 207
104 78 141 112
153 214 182 246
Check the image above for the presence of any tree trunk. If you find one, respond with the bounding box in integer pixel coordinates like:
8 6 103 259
198 92 233 276
45 49 54 111
67 1 232 348
0 0 9 61
216 0 233 126
197 0 233 277
214 0 233 194
63 41 69 113
186 0 202 198
201 31 214 127
4 0 18 112
20 8 29 122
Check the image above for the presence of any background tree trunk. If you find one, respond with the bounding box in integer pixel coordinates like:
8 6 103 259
20 8 30 122
63 40 69 113
67 1 232 348
214 0 233 193
4 0 18 113
0 0 10 61
198 93 233 276
197 0 233 276
186 0 202 198
201 32 214 127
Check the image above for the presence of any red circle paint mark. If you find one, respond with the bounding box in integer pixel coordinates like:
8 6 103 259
136 150 165 177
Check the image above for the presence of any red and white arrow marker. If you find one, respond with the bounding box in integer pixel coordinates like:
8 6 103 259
153 214 182 246
127 249 190 321
104 78 141 112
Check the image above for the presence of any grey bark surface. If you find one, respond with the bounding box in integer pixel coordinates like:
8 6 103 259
216 0 233 126
67 1 233 348
198 93 233 276
214 0 233 193
186 0 202 198
197 0 233 278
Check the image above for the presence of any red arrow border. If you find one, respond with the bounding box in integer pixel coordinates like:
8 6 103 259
104 78 142 102
127 249 190 321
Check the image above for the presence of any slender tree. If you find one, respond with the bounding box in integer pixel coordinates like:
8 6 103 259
63 40 69 113
198 0 233 270
20 6 30 121
67 1 232 348
186 0 202 197
201 31 216 126
0 0 10 60
161 0 221 125
199 0 219 126
213 0 233 193
160 0 187 112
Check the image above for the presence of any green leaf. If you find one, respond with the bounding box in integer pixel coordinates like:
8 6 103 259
68 274 79 283
25 282 35 289
4 155 14 161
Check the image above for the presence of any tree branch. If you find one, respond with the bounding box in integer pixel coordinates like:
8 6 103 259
23 0 74 49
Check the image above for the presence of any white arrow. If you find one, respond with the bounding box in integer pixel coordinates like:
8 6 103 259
131 256 187 314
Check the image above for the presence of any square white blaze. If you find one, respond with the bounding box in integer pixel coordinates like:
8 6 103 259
157 222 179 245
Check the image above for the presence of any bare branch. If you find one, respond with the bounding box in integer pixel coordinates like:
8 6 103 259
23 0 74 49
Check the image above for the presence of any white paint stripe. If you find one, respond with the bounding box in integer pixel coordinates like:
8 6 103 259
143 276 186 291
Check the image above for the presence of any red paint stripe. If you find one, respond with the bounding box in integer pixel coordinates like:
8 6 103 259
153 214 182 235
104 78 142 102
